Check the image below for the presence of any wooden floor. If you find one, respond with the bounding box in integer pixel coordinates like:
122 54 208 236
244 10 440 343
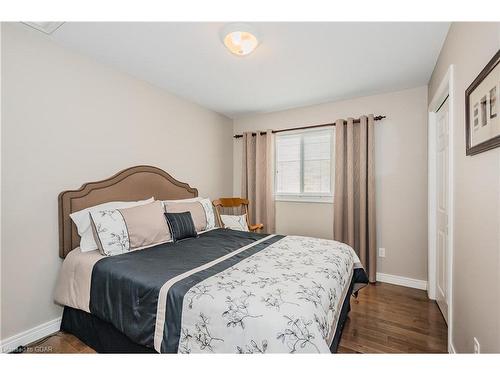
338 282 447 353
22 282 447 354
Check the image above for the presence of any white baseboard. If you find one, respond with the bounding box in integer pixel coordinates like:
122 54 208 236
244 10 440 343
0 317 61 353
376 272 427 290
449 342 456 354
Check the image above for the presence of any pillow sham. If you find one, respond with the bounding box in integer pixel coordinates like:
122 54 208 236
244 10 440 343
162 197 216 231
70 197 154 252
220 214 249 232
90 201 170 256
164 212 198 242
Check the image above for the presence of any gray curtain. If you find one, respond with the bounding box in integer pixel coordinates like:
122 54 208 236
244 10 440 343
334 115 376 282
241 130 276 233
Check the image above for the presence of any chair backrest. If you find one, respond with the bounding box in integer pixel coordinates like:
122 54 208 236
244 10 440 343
212 198 250 228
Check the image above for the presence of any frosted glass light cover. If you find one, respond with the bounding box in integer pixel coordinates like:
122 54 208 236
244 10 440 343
223 31 258 56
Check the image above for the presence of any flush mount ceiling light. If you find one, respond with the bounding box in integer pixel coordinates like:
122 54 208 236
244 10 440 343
220 23 259 57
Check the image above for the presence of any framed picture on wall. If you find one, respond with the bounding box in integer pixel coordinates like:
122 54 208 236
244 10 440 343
465 49 500 156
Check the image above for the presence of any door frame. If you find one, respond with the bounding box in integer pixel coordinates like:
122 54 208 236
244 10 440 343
428 64 454 353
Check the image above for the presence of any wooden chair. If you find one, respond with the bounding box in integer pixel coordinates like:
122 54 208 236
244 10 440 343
212 198 264 232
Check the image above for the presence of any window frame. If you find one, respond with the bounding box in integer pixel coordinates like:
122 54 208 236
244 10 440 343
274 127 334 204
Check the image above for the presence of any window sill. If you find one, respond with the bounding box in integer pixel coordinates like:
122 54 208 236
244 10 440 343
275 195 333 204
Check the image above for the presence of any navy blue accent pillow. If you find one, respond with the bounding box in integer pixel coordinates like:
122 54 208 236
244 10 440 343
164 211 198 242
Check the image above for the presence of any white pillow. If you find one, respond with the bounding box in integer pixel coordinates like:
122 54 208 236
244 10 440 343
70 197 154 252
220 214 249 232
162 197 216 231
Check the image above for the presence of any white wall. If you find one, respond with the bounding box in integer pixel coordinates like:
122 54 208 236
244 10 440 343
0 23 233 341
428 22 500 353
234 86 429 281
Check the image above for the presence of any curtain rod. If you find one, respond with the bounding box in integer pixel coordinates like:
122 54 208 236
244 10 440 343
233 115 386 138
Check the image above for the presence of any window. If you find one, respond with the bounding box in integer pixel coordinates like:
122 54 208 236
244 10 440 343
275 128 333 202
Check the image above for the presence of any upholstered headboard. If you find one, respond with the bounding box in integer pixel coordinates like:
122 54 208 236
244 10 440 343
58 165 198 258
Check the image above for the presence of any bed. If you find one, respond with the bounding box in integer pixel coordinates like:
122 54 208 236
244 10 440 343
55 165 368 353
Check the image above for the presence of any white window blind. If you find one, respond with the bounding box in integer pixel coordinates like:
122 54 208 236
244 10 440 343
275 128 333 202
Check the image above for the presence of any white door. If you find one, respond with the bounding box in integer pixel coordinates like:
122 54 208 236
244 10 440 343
436 97 449 323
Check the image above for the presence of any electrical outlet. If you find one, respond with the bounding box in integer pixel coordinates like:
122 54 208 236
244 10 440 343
378 248 386 258
473 337 480 354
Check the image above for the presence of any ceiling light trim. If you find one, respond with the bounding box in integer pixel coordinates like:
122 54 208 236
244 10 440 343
22 22 65 35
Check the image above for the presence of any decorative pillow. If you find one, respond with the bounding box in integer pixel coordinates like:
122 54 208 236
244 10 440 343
70 197 154 252
164 212 198 242
162 197 216 231
90 201 170 256
198 198 216 230
220 214 249 232
163 201 207 232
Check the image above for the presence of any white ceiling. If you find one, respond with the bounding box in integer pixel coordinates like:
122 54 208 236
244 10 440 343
44 22 449 118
